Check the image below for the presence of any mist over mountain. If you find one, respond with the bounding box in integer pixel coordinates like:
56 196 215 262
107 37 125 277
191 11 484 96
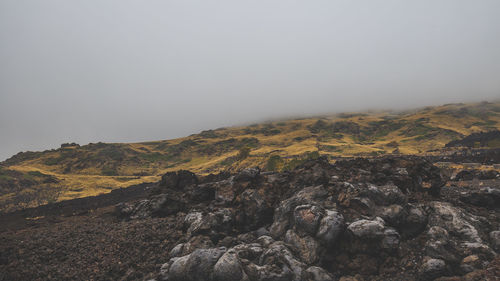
2 2 500 280
1 0 500 160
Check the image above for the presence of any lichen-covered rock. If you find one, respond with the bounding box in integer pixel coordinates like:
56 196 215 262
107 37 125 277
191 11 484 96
269 186 329 239
258 242 306 281
399 204 428 237
490 231 500 251
213 249 248 281
161 247 226 281
363 184 407 206
460 255 482 273
316 209 344 247
303 266 335 281
214 179 236 204
110 156 498 281
184 209 233 239
234 167 260 182
293 205 323 236
420 258 447 280
424 202 496 270
460 187 500 208
235 189 273 231
284 229 321 265
347 217 400 253
425 226 459 263
170 235 215 258
428 202 483 244
381 228 400 251
377 204 405 226
347 217 386 240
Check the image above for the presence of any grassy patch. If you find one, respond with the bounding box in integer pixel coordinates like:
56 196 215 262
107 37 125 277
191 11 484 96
101 167 118 176
266 155 284 171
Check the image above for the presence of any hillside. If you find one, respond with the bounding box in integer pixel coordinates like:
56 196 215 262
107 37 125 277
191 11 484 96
1 101 500 212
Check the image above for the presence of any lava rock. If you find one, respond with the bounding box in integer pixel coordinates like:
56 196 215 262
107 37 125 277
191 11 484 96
399 204 428 237
347 218 386 240
303 266 335 281
235 189 273 231
347 217 400 253
420 258 447 280
489 231 500 251
270 186 329 239
315 209 345 247
161 247 226 281
363 184 407 206
460 187 500 208
293 205 323 236
115 193 185 219
213 249 248 281
160 170 198 189
284 229 321 265
234 167 260 182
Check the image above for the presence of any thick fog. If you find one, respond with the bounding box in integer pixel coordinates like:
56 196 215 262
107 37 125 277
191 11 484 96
1 1 499 160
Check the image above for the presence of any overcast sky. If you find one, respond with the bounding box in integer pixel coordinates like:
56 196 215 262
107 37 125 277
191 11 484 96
1 1 499 161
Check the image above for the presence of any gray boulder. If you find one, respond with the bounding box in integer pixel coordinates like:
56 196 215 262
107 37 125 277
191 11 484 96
347 217 386 240
315 209 344 247
284 230 321 265
293 205 323 236
347 217 400 253
419 258 447 280
161 247 226 281
213 249 248 281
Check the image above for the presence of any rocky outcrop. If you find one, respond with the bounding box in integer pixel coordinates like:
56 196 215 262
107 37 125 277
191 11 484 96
114 156 499 281
460 187 500 208
454 169 499 181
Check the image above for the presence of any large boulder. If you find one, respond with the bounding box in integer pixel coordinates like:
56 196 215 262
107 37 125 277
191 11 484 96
284 230 321 265
269 186 329 239
419 257 447 280
293 205 323 236
183 209 233 239
160 239 310 281
362 184 407 206
346 217 400 253
160 247 226 281
316 209 345 247
160 170 198 189
213 249 248 281
234 189 273 231
424 202 495 271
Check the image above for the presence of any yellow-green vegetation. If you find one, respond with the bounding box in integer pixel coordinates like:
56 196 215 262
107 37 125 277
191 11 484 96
1 101 500 211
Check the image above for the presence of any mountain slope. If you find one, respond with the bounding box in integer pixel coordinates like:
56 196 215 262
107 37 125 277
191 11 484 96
1 101 500 211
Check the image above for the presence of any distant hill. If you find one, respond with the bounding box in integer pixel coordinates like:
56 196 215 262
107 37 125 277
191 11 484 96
445 130 500 148
1 101 500 212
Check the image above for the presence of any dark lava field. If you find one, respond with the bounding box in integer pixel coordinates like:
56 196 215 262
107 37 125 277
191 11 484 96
1 155 499 281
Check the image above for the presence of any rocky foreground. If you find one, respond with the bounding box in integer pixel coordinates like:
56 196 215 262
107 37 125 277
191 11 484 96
116 156 499 281
1 156 500 280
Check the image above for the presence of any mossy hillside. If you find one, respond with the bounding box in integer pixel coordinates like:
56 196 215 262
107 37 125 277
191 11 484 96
1 101 499 210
